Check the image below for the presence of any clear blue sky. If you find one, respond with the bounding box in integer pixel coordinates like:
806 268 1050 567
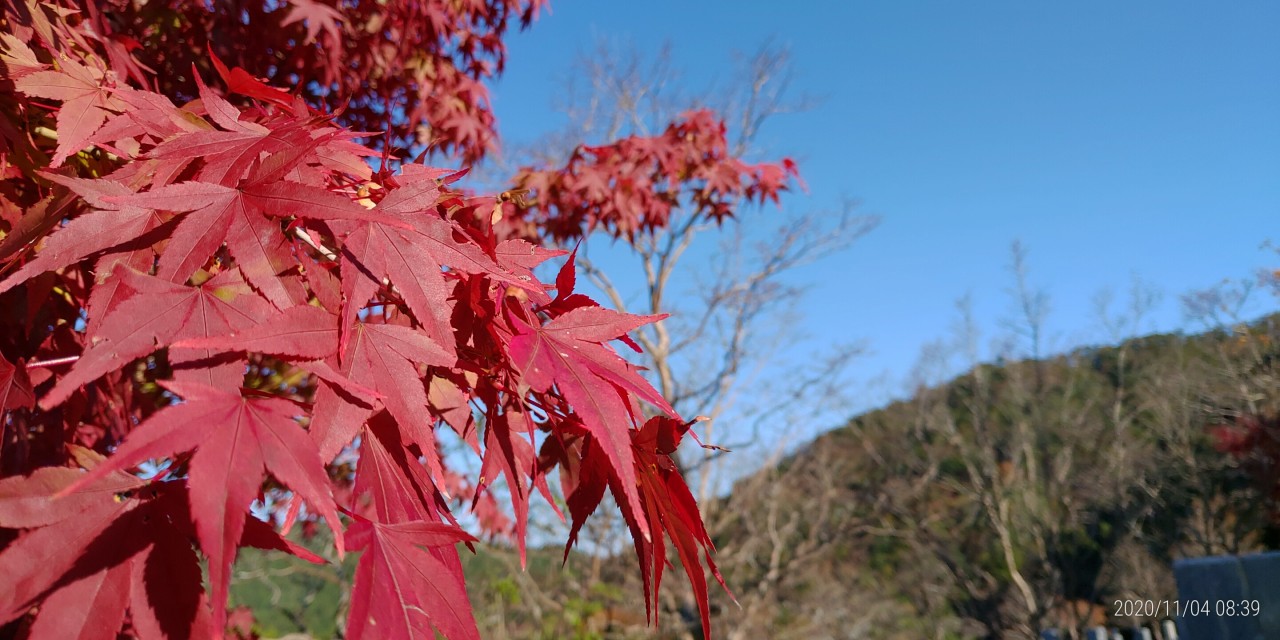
488 1 1280 418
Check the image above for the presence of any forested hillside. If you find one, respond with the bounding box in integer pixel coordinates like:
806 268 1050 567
701 312 1280 639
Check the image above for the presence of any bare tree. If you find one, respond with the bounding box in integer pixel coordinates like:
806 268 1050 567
564 43 875 489
477 40 877 639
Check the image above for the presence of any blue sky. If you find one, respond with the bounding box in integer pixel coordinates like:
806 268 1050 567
487 1 1279 419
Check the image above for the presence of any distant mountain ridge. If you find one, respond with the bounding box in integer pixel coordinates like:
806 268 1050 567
697 312 1280 639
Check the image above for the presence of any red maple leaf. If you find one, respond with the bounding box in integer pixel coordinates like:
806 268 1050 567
58 383 342 635
0 446 320 639
352 415 446 524
310 321 454 467
13 58 122 166
209 50 299 112
507 291 676 534
0 32 45 79
337 167 541 355
344 516 480 640
143 93 336 187
170 303 395 421
542 417 728 636
104 172 402 307
477 403 558 563
0 179 166 295
628 417 731 633
174 304 341 360
41 266 272 408
281 0 344 47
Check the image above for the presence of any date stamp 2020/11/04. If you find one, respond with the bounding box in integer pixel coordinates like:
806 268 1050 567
1113 599 1261 619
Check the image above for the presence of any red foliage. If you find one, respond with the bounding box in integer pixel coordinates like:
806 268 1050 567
0 2 797 639
66 0 544 164
539 415 730 636
507 110 799 243
1212 413 1280 518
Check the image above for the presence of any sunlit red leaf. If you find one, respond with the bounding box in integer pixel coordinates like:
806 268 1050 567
59 382 342 634
344 516 479 640
310 322 453 465
508 302 677 534
41 267 270 408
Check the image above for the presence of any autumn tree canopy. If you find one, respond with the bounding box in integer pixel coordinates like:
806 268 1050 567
0 1 798 638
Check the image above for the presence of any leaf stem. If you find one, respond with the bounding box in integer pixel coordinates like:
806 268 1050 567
26 355 79 369
294 228 338 261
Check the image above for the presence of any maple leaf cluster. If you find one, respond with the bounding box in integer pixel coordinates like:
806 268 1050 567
0 2 799 639
507 109 800 243
70 0 544 164
1212 413 1280 521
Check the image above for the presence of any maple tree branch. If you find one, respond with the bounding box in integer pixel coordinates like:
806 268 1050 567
293 227 338 261
26 355 79 369
641 248 676 400
730 45 803 157
577 257 629 314
656 213 705 296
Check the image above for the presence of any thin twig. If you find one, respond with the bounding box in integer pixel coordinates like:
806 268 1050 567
26 355 79 369
294 228 338 261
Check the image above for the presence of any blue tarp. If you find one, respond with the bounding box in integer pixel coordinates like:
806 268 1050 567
1173 551 1280 640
